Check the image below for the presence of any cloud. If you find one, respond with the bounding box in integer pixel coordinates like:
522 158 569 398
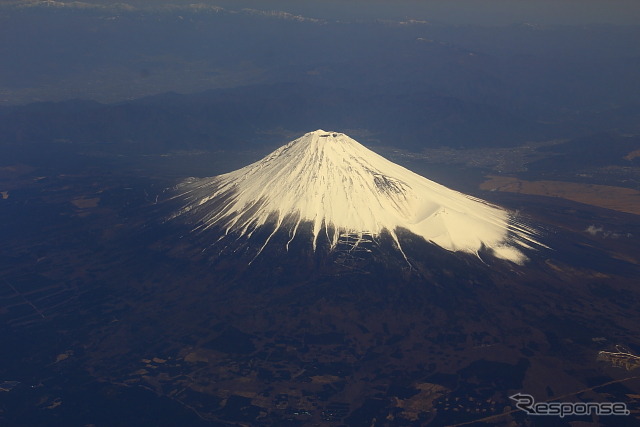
585 225 632 239
241 8 326 24
7 0 134 11
3 1 326 22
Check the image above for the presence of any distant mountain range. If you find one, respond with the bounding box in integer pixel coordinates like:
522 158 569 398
0 82 584 153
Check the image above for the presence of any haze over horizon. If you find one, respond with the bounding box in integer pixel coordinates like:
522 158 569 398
2 0 640 108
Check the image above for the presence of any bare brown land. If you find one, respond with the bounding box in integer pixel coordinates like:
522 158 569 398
71 197 100 209
624 149 640 161
480 175 640 216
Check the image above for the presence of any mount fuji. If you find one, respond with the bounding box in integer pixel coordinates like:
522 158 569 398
169 130 542 264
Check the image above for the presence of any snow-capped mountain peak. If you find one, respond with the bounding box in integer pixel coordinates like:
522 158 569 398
171 130 541 264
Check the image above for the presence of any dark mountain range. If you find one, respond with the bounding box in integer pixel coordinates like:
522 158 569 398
0 82 574 153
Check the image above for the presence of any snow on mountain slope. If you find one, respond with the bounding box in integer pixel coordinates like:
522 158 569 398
170 130 542 263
